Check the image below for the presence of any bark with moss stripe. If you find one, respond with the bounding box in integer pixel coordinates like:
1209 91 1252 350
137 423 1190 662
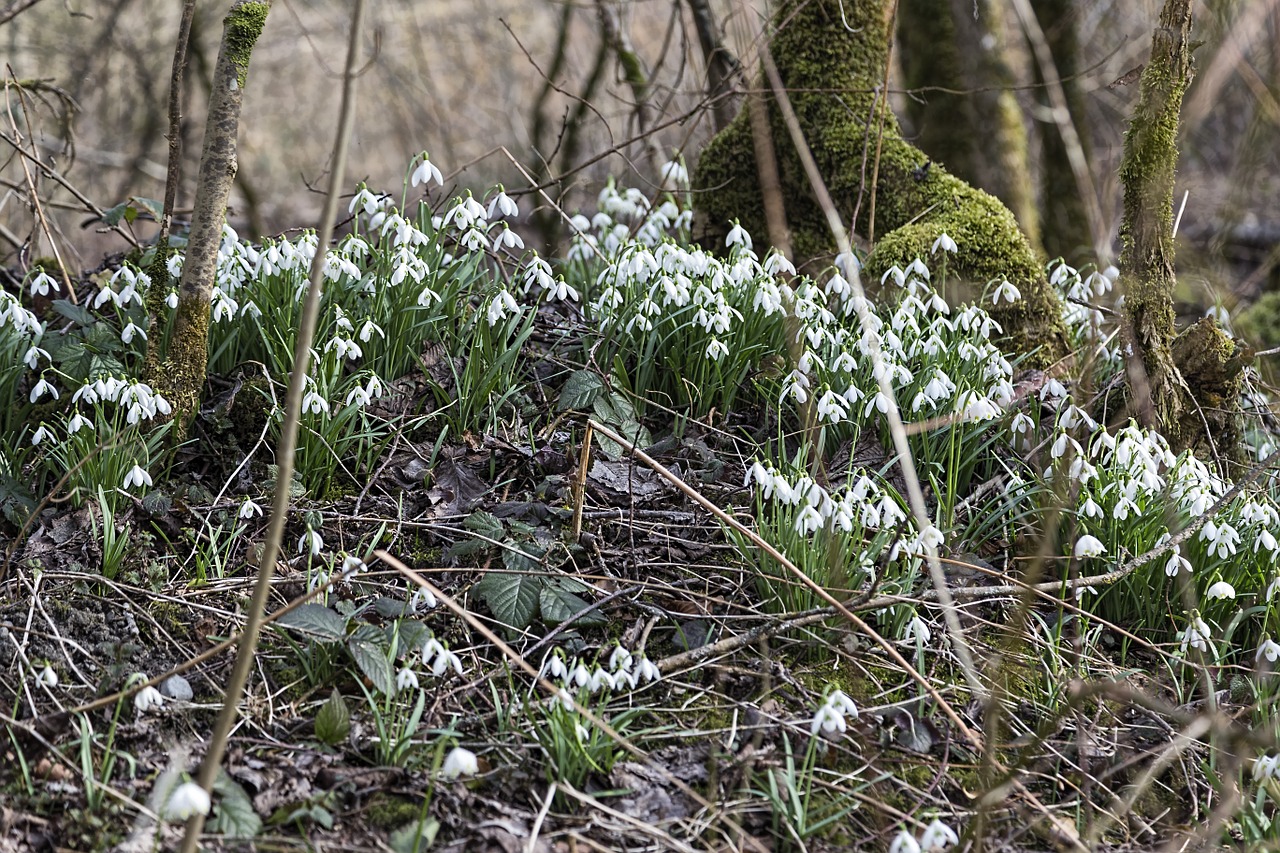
692 0 1067 365
1118 0 1247 464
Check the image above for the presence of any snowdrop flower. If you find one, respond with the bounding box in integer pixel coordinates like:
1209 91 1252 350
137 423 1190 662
1253 754 1280 783
396 668 420 692
635 656 661 683
23 345 48 369
1257 637 1280 663
491 225 524 252
1164 551 1190 576
441 747 478 779
903 616 931 645
31 424 53 446
340 555 366 581
299 529 324 556
134 684 164 714
705 338 729 361
239 498 263 519
120 322 147 344
430 646 465 677
608 645 634 673
29 376 58 403
931 233 958 254
302 390 330 416
588 667 616 693
919 819 959 851
810 702 847 736
1074 585 1099 601
123 464 153 491
410 153 444 188
485 289 520 326
36 665 57 687
67 412 93 435
816 389 849 423
1178 615 1213 655
165 782 211 820
725 220 753 250
890 830 922 853
487 189 519 219
541 652 568 681
411 587 438 612
1205 581 1235 600
1074 534 1105 559
659 158 689 191
1256 529 1278 554
28 270 59 296
992 280 1021 304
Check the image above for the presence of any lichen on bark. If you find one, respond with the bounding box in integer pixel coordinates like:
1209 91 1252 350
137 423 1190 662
692 0 1068 366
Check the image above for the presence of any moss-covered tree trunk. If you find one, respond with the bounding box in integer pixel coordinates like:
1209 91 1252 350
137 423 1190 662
1119 0 1247 463
144 1 271 432
899 0 1039 249
692 0 1068 365
1031 0 1094 263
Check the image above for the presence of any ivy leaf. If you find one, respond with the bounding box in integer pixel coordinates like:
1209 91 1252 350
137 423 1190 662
274 604 348 642
314 689 350 746
348 625 395 695
473 572 542 629
557 369 606 412
210 771 262 839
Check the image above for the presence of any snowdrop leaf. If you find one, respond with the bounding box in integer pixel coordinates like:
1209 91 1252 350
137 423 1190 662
314 689 350 746
275 604 348 642
349 625 395 696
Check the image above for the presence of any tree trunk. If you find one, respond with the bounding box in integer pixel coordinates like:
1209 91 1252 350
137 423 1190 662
1030 0 1094 264
1119 0 1247 464
692 0 1068 366
899 0 1039 249
144 0 271 432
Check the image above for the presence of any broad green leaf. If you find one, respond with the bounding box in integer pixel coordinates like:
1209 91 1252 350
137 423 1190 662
50 299 95 326
348 625 394 695
210 771 262 839
473 571 542 629
557 369 606 411
274 604 347 642
314 689 350 746
592 392 651 459
463 509 504 541
539 584 604 627
389 818 441 853
501 541 544 574
395 619 432 656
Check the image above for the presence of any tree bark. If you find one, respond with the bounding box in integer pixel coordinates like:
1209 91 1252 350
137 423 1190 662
1119 0 1247 464
692 0 1067 366
145 0 271 432
898 0 1039 249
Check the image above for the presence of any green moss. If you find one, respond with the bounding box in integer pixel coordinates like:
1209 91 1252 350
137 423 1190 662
224 2 270 89
1236 292 1280 350
366 793 426 828
692 0 1067 365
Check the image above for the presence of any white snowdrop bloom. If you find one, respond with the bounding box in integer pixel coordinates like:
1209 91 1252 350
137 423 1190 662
21 344 48 370
704 338 729 362
134 684 165 714
919 819 959 851
1257 637 1280 664
764 251 797 276
903 616 931 645
1164 551 1190 576
165 782 211 821
588 667 616 693
1080 497 1103 519
1039 378 1069 404
340 555 366 581
302 390 330 416
31 424 53 446
555 688 576 712
28 270 59 296
29 376 58 403
237 498 263 520
782 369 811 405
960 392 1000 421
1255 529 1279 554
540 652 568 681
992 280 1021 304
491 225 524 252
810 702 847 736
66 412 93 435
299 529 324 556
1205 581 1235 600
795 504 825 536
1074 534 1105 559
816 389 849 423
36 665 57 688
411 587 438 612
411 155 444 188
441 747 479 779
485 289 520 326
1178 615 1213 655
658 158 688 190
635 656 661 683
430 647 465 677
396 668 420 693
487 189 519 219
608 645 634 673
864 391 892 418
123 464 153 491
1010 411 1034 435
725 220 753 250
931 233 958 255
905 258 931 282
1074 585 1099 601
348 186 385 216
890 830 922 853
1254 754 1280 783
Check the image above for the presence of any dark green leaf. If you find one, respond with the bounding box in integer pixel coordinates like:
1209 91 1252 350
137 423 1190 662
389 818 441 853
141 490 171 516
348 625 395 695
472 571 542 629
395 620 432 656
372 596 412 618
315 689 350 746
51 299 96 326
210 771 262 839
463 509 504 540
539 584 604 627
592 392 651 459
501 541 544 574
274 604 348 642
557 369 606 412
